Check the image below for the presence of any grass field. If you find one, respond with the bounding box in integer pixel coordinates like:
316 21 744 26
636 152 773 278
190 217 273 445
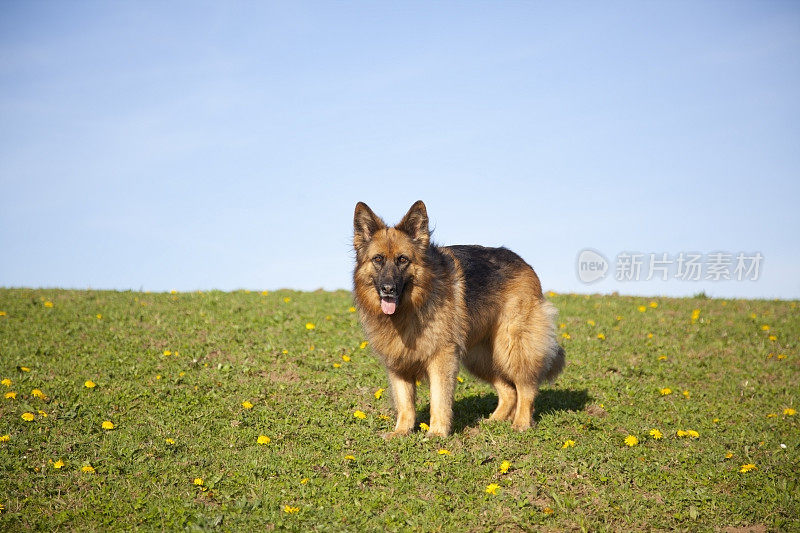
0 288 797 531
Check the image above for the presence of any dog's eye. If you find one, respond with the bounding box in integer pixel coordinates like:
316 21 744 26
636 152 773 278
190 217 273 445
372 255 384 265
397 256 409 265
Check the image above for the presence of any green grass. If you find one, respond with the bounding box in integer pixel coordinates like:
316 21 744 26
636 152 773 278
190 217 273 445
0 288 798 531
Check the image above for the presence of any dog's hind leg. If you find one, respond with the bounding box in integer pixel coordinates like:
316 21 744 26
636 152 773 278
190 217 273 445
511 382 538 431
489 378 517 421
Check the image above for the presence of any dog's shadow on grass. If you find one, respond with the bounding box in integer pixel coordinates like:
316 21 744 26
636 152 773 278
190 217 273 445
418 388 592 434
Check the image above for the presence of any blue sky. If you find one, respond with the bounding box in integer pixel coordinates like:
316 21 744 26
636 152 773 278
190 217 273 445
1 1 799 298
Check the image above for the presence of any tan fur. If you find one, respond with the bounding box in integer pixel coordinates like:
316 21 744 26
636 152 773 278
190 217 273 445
353 201 565 436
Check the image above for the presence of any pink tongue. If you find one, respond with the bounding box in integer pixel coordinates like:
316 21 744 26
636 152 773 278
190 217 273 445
381 298 397 315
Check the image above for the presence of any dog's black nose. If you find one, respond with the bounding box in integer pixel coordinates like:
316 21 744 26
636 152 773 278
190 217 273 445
381 284 396 296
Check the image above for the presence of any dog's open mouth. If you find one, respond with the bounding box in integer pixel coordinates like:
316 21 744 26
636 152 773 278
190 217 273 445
380 297 397 315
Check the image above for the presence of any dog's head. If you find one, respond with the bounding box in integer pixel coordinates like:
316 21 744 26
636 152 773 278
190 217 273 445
353 200 430 315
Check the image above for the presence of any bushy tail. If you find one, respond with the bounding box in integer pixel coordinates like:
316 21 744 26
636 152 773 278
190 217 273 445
542 344 566 383
539 300 566 384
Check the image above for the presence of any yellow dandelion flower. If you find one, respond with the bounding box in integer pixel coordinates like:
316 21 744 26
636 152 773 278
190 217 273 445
38 410 47 417
165 438 176 445
170 289 177 294
305 322 315 330
0 434 9 442
20 367 30 372
308 345 315 351
374 388 384 399
300 478 309 484
178 371 185 377
691 309 701 322
242 401 253 409
44 301 54 308
658 355 668 361
777 354 787 360
53 459 64 469
587 319 596 326
713 418 720 423
101 420 114 430
649 301 658 308
547 291 556 297
342 355 351 362
0 311 6 316
344 455 355 461
348 306 356 313
660 388 672 396
597 333 605 340
686 430 699 438
332 363 341 368
761 324 770 331
1 378 10 387
282 349 288 355
32 389 46 399
193 477 204 486
767 413 777 418
485 483 500 495
725 452 733 459
784 408 797 416
499 460 511 473
739 463 756 473
616 315 623 321
559 323 566 329
768 335 777 341
561 333 571 339
624 435 638 447
562 440 576 448
649 429 663 439
84 380 96 388
261 290 269 296
682 390 690 398
378 414 390 421
638 305 646 312
283 505 300 514
283 297 291 303
647 333 654 339
4 391 16 399
438 449 451 455
82 465 96 473
353 410 366 419
155 375 161 380
21 412 35 421
676 430 688 437
96 314 102 319
359 341 368 349
419 422 430 431
163 350 172 356
543 507 554 515
257 435 271 444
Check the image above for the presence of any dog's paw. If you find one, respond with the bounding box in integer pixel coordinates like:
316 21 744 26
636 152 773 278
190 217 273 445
511 419 536 432
382 429 411 439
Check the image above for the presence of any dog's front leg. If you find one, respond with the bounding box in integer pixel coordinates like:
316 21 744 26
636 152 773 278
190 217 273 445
427 349 460 437
385 370 416 438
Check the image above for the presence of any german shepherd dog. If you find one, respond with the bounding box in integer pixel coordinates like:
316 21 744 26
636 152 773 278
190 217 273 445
353 200 565 437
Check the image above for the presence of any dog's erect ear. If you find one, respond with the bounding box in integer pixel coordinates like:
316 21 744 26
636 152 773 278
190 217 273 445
396 200 430 249
353 202 385 253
